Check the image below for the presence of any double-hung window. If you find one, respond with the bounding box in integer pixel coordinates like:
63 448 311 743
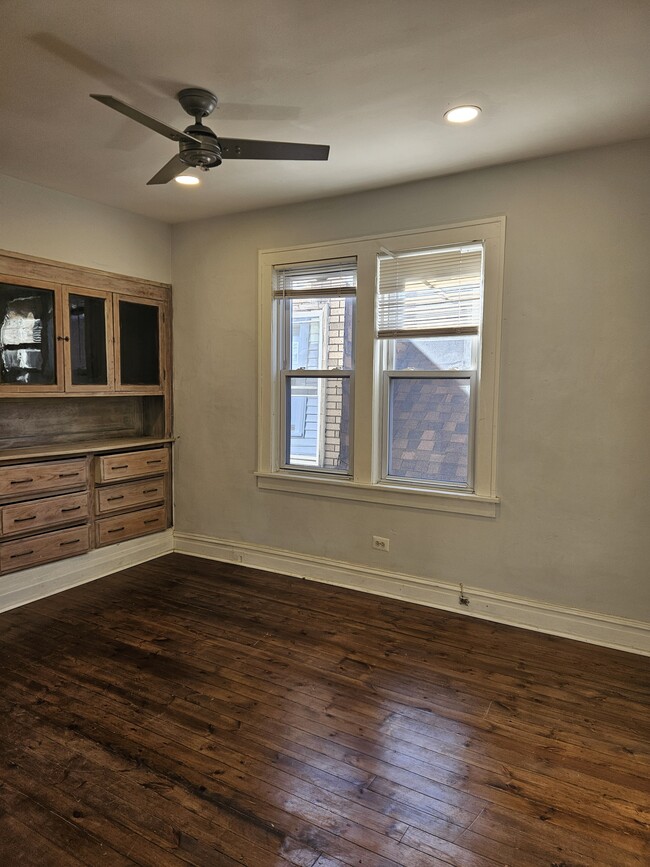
274 260 356 474
258 218 504 517
377 244 482 490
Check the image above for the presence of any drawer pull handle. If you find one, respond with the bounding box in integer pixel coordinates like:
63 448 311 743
143 488 158 494
10 550 34 559
146 459 162 465
107 495 124 502
60 539 81 547
14 516 37 523
58 472 80 478
61 506 81 513
10 478 34 485
111 465 129 470
144 518 159 525
107 527 125 534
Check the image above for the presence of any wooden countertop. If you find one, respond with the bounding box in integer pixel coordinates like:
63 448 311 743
0 437 175 465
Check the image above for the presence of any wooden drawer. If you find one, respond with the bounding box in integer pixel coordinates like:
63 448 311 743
0 525 90 573
96 448 169 483
1 491 89 537
96 505 167 547
95 475 167 515
0 458 87 499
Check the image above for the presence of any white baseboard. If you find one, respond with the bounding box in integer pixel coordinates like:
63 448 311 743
0 529 174 614
174 531 650 656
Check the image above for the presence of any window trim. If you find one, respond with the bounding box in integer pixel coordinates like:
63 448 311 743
258 217 504 518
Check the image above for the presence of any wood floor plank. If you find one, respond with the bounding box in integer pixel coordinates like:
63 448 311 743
0 552 647 866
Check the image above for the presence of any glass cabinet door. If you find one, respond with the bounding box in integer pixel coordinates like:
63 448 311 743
116 298 163 389
0 279 62 390
64 288 113 389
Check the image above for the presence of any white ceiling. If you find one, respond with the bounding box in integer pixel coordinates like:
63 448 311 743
1 0 649 224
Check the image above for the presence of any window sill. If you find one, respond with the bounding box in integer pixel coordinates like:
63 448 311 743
255 471 499 517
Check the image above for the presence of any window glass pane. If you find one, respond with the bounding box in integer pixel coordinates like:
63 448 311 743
0 282 56 385
390 336 474 371
288 297 354 370
286 376 351 472
388 377 470 486
119 301 160 386
69 293 108 385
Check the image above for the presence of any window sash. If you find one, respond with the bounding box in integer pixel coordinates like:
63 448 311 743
381 370 476 492
279 296 355 372
280 370 354 475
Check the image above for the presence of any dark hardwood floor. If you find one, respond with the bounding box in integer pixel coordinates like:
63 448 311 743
0 553 647 866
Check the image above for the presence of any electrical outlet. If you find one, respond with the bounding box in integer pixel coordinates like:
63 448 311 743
372 536 390 552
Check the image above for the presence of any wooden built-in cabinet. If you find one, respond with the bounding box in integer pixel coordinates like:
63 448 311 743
0 249 173 576
0 277 167 396
0 442 172 574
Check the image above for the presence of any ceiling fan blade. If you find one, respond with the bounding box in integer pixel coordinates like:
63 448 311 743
147 154 189 185
91 94 200 145
219 138 330 161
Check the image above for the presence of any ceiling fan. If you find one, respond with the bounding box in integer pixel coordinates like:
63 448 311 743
90 88 330 185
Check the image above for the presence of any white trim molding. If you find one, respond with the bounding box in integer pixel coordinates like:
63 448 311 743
255 471 499 516
174 531 650 656
0 529 174 614
258 217 505 516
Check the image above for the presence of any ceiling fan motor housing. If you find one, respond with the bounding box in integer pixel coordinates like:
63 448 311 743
179 123 222 169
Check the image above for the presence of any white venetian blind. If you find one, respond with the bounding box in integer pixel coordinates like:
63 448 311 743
377 244 483 338
274 259 357 298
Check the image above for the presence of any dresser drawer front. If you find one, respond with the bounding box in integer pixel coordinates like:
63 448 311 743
1 492 89 537
0 459 87 499
95 475 167 515
0 525 90 573
96 448 169 483
96 505 167 547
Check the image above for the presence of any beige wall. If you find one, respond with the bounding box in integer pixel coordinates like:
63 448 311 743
0 174 171 283
171 139 650 623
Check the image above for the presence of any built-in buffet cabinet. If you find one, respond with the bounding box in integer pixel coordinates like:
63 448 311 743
0 443 172 573
0 249 173 577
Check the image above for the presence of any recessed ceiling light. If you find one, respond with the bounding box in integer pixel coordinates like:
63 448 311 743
444 105 482 124
175 174 200 185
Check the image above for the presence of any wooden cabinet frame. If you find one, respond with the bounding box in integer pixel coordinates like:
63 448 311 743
62 285 115 393
113 295 166 395
0 273 65 395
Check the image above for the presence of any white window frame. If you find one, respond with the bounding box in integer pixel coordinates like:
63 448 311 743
285 307 325 466
257 217 504 517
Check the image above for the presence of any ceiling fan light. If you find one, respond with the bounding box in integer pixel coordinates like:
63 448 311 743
444 105 481 124
175 173 200 185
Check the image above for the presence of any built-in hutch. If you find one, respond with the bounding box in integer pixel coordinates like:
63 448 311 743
0 249 173 575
